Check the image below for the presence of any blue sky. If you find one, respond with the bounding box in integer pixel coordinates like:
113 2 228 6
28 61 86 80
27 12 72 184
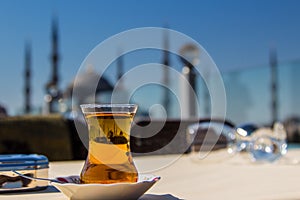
1 0 300 115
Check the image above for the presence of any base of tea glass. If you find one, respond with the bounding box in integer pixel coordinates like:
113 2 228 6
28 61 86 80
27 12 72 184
80 104 138 184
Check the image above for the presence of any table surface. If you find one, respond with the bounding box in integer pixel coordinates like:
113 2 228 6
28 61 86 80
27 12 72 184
1 149 300 200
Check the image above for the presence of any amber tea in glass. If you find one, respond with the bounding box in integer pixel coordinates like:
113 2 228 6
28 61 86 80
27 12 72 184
80 104 138 184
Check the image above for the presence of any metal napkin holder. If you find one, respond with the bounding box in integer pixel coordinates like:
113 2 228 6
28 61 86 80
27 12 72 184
0 154 49 192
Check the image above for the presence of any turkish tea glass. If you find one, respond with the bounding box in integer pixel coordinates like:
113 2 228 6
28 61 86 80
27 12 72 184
80 104 138 184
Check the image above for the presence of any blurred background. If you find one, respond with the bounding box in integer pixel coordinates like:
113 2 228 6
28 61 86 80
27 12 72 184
1 0 300 159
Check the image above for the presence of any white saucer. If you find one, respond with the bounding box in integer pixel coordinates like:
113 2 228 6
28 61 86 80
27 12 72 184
52 174 160 200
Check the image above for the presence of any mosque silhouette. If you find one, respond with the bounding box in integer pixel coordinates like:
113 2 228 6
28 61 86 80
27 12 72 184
23 17 174 117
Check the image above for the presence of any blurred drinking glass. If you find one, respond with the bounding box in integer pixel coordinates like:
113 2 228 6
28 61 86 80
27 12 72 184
187 120 287 163
187 119 236 162
249 122 287 163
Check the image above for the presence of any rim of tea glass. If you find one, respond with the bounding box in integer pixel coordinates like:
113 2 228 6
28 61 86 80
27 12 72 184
80 104 138 113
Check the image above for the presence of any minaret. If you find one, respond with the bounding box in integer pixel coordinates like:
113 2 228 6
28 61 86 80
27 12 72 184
112 49 127 103
179 43 199 119
162 28 171 116
270 47 278 124
51 17 59 87
45 17 61 113
24 41 31 114
117 50 123 81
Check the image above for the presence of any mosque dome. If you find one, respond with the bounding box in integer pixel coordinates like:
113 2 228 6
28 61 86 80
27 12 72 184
64 66 113 104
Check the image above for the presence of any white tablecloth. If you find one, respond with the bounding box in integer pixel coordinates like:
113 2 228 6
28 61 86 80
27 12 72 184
1 149 300 200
